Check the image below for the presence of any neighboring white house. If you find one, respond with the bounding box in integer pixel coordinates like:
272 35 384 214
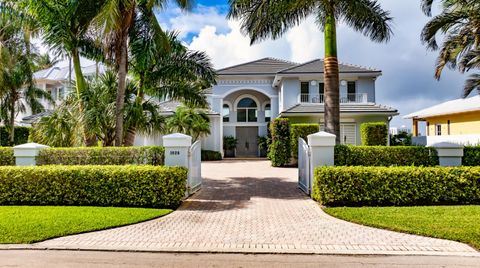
199 58 398 157
23 57 398 154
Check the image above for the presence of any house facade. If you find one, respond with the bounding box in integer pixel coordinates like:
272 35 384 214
404 95 480 146
200 58 398 157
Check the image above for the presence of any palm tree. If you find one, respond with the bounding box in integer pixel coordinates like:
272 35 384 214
229 0 392 143
33 53 59 72
125 28 216 145
166 105 211 142
94 0 193 146
421 0 480 96
0 13 52 145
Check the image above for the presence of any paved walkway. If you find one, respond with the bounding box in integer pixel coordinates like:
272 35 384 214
34 160 477 256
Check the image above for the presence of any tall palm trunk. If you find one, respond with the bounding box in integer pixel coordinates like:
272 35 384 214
123 73 144 146
8 91 15 145
323 9 341 144
114 9 135 147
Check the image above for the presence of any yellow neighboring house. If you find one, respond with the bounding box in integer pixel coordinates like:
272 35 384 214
404 95 480 146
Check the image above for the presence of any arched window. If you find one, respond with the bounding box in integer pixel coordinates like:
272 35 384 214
223 104 230 122
237 97 257 122
265 104 271 122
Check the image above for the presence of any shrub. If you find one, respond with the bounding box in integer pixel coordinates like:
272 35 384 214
290 124 319 161
37 147 165 166
0 165 187 208
313 166 480 206
0 147 14 166
0 127 30 146
201 150 222 161
268 118 291 167
463 146 480 166
334 145 438 166
360 122 388 146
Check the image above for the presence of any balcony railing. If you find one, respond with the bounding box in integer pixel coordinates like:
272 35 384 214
299 93 368 104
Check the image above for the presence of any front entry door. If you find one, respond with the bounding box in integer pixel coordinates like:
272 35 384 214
236 127 258 157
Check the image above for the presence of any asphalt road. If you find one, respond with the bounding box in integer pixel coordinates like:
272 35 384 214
0 250 479 268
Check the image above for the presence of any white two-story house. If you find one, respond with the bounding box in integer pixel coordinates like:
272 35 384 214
198 57 398 157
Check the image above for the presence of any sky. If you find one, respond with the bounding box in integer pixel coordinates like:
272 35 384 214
156 1 470 129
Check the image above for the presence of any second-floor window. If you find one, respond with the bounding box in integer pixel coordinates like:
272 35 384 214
237 97 257 122
300 82 309 102
347 81 356 102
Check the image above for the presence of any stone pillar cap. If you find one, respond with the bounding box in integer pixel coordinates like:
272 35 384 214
163 133 192 147
307 131 336 147
428 142 464 149
13 143 50 149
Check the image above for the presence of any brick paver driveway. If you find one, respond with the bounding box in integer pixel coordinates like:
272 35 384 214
36 160 477 256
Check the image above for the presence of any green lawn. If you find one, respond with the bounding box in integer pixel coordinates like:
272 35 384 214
0 206 171 244
324 206 480 250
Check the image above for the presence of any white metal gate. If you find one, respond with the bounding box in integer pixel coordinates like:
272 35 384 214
298 138 311 195
187 140 202 195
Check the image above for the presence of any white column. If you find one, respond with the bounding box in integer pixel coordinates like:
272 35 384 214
162 133 192 167
13 143 50 166
429 142 464 167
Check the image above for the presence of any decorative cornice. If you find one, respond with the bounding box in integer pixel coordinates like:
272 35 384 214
217 80 273 85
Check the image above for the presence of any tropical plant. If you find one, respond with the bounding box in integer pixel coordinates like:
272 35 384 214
229 0 392 144
93 0 193 146
421 0 480 96
33 53 59 72
126 30 216 144
0 14 52 145
166 106 210 142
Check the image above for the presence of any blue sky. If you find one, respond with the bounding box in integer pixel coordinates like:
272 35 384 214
157 0 470 129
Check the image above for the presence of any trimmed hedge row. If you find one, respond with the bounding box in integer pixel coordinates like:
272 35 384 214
360 122 388 146
313 166 480 206
335 145 439 166
0 147 14 166
0 165 187 208
290 123 319 161
201 150 222 161
463 146 480 166
0 126 30 146
37 147 165 166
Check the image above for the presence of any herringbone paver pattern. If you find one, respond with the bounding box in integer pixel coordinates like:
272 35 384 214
36 160 478 256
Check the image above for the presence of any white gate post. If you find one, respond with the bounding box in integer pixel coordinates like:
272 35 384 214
13 143 49 166
429 142 464 167
163 133 192 168
307 132 336 193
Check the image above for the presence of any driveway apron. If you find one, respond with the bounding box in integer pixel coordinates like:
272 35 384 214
36 160 478 256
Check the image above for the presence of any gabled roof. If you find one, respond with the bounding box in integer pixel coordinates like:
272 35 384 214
217 57 298 75
404 95 480 119
277 59 380 74
282 103 398 115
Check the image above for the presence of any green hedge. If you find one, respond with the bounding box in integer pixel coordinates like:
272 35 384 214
360 122 388 146
37 147 164 166
268 118 291 167
463 146 480 166
0 127 30 146
335 145 438 166
0 147 14 166
313 166 480 206
290 124 319 162
0 165 186 208
201 150 222 161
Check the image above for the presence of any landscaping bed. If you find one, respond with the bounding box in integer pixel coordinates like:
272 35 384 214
324 206 480 250
0 206 171 244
